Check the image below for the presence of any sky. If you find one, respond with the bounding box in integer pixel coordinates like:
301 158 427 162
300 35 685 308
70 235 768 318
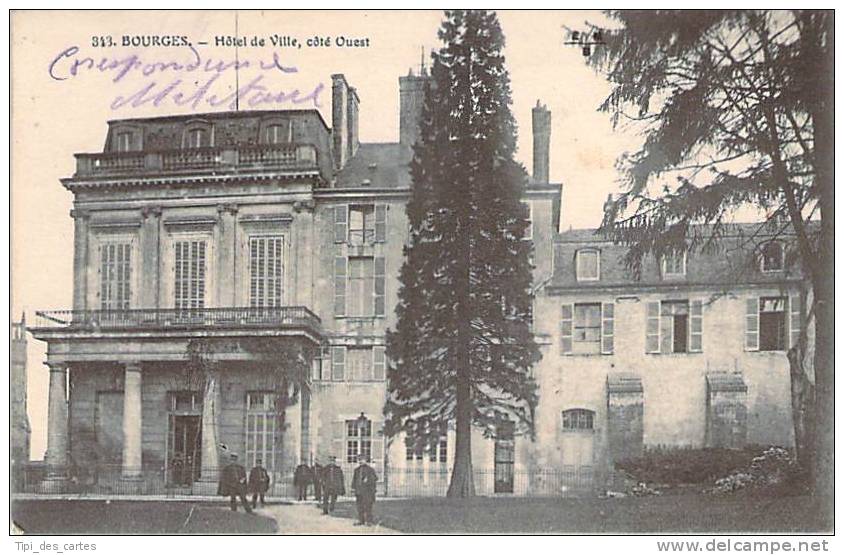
11 10 637 459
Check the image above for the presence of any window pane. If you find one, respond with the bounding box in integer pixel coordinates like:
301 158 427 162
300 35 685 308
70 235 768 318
576 251 598 280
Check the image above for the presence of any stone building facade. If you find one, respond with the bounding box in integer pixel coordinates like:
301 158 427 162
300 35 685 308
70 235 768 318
11 314 31 465
29 66 798 497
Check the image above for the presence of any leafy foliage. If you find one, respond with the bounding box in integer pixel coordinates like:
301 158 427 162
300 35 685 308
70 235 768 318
385 10 540 457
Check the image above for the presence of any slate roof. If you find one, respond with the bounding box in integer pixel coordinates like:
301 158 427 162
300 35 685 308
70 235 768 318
334 143 413 189
550 223 808 291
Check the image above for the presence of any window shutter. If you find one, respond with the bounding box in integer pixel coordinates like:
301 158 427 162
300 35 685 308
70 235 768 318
334 205 348 243
371 421 385 474
374 257 386 316
789 294 801 350
373 346 386 381
331 346 346 382
646 301 660 353
601 302 614 354
560 304 573 355
375 204 387 243
745 297 759 351
331 420 346 461
334 257 347 317
690 300 703 352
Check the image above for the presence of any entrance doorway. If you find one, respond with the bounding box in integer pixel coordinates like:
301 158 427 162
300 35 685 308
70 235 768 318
168 415 202 485
494 421 515 493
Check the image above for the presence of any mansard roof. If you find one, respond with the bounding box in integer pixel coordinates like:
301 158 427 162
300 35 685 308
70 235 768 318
549 223 809 292
334 143 412 189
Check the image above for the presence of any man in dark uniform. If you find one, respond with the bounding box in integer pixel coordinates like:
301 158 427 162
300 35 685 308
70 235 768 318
351 454 378 526
293 461 313 501
218 453 252 513
311 458 323 501
321 456 345 515
247 457 271 509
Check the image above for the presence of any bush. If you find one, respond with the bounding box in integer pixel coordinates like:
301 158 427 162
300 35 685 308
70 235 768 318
706 446 806 496
615 446 761 486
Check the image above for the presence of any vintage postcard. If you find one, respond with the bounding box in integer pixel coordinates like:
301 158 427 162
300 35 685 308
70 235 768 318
9 8 834 541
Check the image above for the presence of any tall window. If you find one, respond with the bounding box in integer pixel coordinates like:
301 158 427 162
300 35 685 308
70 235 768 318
661 301 690 353
349 205 375 245
575 249 600 281
249 236 284 308
646 300 703 354
348 257 374 317
245 392 278 470
346 348 374 381
185 128 210 149
174 240 207 310
573 303 601 354
759 297 787 351
662 251 686 277
761 242 784 272
345 418 372 464
100 243 132 310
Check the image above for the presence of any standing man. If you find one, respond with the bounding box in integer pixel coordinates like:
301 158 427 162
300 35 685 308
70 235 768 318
321 456 345 515
293 461 313 501
351 455 378 526
218 453 252 513
312 457 324 501
248 457 271 509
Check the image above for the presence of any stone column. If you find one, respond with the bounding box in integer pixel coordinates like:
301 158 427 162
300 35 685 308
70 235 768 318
197 372 221 491
70 209 89 312
121 362 143 481
43 362 69 486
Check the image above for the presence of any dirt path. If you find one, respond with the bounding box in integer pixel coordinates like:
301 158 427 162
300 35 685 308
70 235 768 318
261 502 399 534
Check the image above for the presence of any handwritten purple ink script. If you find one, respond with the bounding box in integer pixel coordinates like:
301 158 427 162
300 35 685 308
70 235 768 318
49 45 325 111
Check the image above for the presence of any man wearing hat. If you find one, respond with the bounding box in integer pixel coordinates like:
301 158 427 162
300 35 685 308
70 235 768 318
321 455 345 515
218 453 252 513
351 454 378 525
248 457 271 509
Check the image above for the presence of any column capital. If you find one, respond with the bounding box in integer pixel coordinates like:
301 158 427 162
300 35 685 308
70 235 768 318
217 203 239 215
44 361 67 373
124 361 142 372
69 209 90 220
141 205 163 219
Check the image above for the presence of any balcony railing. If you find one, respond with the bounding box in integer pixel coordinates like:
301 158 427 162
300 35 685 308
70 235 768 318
74 144 319 177
32 307 322 335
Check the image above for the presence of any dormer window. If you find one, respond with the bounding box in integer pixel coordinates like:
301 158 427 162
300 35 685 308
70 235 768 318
186 128 209 149
183 122 213 149
662 250 687 277
575 249 600 281
114 129 139 152
264 122 290 144
761 241 784 272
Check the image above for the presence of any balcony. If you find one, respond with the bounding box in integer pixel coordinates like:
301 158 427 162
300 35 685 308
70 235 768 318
31 307 323 339
73 144 319 178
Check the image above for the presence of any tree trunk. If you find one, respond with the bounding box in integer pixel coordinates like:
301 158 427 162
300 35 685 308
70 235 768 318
787 340 815 472
447 372 475 497
811 280 833 526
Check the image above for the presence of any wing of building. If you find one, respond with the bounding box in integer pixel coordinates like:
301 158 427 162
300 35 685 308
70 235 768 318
27 68 800 498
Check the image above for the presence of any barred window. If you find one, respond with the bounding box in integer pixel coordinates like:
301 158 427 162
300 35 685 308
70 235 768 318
562 409 594 431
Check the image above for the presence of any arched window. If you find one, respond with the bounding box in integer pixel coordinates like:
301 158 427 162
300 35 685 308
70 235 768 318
562 408 594 431
761 241 784 272
264 122 290 144
182 121 213 149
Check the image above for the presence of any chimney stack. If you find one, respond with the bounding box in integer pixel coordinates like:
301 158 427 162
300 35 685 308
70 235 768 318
347 86 360 160
532 100 551 183
331 74 350 170
399 67 430 149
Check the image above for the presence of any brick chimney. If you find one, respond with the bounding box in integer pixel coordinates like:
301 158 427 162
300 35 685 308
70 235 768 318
399 67 431 149
532 100 551 183
331 74 349 170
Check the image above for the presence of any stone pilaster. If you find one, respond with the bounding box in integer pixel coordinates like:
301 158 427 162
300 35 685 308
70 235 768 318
197 372 221 491
216 204 238 307
43 362 69 487
70 209 89 312
140 206 162 308
121 362 143 481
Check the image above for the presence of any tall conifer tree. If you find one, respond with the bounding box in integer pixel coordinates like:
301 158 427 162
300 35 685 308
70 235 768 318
385 10 540 498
